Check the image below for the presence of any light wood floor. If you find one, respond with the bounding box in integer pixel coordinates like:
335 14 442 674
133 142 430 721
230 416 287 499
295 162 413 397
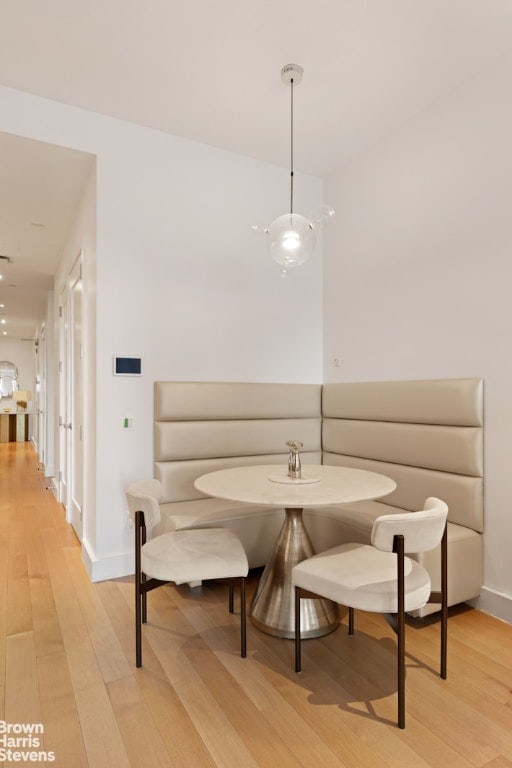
2 442 512 768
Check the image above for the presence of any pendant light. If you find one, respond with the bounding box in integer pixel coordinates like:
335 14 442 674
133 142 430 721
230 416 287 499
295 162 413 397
257 64 334 277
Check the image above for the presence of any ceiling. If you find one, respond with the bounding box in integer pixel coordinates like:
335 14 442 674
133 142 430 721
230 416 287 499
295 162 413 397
1 0 512 339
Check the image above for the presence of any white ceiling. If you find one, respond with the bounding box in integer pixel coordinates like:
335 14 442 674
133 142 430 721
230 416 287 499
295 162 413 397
1 0 512 338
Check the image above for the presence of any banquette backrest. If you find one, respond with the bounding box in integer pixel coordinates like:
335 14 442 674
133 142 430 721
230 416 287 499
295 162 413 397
154 381 323 503
151 378 484 613
321 378 484 533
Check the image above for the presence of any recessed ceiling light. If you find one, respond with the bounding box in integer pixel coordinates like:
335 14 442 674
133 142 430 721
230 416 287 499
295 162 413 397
0 319 6 324
2 331 6 336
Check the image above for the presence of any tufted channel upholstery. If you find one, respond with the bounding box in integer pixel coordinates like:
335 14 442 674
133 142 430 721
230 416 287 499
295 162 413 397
154 381 322 566
150 378 483 618
312 378 483 616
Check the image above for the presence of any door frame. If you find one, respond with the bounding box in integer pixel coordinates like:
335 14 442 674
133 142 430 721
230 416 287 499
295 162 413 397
58 251 84 539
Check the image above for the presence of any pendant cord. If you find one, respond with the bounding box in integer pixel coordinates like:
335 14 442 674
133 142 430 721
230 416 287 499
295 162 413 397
290 78 294 215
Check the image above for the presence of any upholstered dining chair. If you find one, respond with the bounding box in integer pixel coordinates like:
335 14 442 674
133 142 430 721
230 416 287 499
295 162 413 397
292 497 448 729
126 480 249 667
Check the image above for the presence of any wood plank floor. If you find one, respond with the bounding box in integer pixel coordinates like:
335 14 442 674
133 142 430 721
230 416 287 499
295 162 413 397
2 441 512 768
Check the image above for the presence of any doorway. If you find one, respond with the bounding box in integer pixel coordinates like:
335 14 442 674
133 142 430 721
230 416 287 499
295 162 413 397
58 253 84 539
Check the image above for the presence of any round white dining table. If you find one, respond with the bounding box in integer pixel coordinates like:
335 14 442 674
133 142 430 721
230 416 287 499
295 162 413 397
194 464 396 639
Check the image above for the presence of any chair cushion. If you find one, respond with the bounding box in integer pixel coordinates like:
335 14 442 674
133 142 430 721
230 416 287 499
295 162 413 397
152 498 285 569
141 528 249 584
292 543 431 613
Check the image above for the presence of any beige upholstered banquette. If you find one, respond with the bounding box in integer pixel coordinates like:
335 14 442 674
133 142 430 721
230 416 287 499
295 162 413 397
154 382 322 566
306 378 483 616
152 378 484 616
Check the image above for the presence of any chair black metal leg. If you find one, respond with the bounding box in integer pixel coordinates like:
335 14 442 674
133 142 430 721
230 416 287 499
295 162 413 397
225 578 246 657
135 510 143 667
348 606 355 636
295 587 302 673
141 576 147 624
395 535 406 729
440 524 448 679
135 578 142 668
240 577 247 658
397 610 405 728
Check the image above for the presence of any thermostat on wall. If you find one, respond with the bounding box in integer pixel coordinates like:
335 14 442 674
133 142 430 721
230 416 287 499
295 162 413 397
113 356 142 376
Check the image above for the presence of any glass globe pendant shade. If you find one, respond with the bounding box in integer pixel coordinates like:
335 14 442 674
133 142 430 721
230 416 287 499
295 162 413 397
255 64 334 276
266 213 316 274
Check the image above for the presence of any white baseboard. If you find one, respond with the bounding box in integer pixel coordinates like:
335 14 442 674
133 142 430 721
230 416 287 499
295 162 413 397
471 586 512 624
46 476 59 499
81 538 134 582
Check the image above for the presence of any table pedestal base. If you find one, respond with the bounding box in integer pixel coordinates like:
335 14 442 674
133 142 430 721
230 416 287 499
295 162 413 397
250 507 339 639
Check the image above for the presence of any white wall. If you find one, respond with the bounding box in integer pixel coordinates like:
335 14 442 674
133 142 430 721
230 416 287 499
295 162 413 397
323 52 512 622
54 164 97 553
95 125 323 576
0 84 323 580
0 336 36 437
43 290 55 476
